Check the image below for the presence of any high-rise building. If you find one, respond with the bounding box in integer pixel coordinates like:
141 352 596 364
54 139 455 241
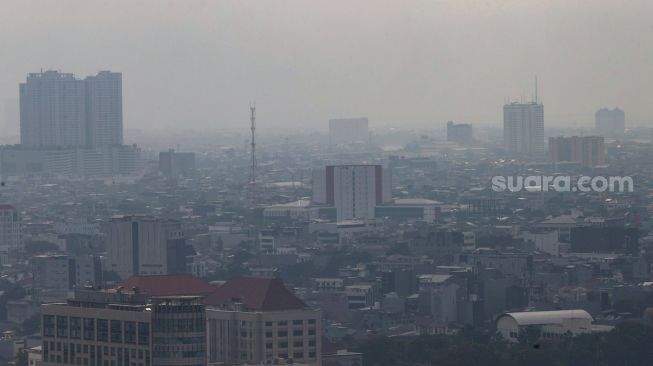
107 216 194 279
549 136 606 168
328 118 369 146
446 121 473 144
595 108 625 138
503 102 544 155
159 150 196 177
0 204 21 256
20 71 86 147
205 277 322 366
19 70 123 148
312 165 391 221
41 291 206 366
85 71 123 146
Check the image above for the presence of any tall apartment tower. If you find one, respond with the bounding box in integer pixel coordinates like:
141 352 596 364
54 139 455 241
0 204 21 256
595 108 625 138
503 102 544 155
312 165 391 221
20 71 86 147
107 216 192 279
19 70 123 148
85 71 123 146
329 118 369 146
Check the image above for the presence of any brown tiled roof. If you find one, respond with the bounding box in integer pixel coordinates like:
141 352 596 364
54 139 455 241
203 277 306 311
118 274 218 296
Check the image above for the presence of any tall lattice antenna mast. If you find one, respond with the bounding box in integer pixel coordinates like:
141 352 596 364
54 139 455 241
248 103 258 206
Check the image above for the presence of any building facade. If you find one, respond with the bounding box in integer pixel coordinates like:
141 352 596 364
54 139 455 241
548 136 606 167
503 102 544 155
85 71 123 147
0 205 21 256
205 277 321 366
107 216 193 279
595 107 625 138
20 71 86 147
328 118 369 146
446 121 472 144
312 165 392 221
41 291 206 366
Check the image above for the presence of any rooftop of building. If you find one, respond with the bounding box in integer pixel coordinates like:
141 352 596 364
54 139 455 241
497 309 592 326
118 274 218 297
204 277 307 311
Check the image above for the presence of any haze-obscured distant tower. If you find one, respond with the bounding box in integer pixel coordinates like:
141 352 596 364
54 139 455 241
20 71 86 147
85 71 123 146
329 118 369 146
248 104 258 206
503 102 544 155
19 70 123 148
595 108 625 138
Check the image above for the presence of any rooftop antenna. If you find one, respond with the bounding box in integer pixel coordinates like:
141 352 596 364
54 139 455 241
248 102 258 207
534 75 538 104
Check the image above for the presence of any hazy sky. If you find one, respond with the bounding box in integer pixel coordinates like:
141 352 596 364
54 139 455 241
1 0 652 133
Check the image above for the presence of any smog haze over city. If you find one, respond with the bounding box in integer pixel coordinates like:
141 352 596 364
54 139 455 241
2 1 653 366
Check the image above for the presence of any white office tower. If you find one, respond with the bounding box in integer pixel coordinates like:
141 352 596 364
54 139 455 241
20 71 86 147
503 102 544 155
329 118 369 145
313 165 391 221
85 71 123 146
0 205 21 257
595 107 625 138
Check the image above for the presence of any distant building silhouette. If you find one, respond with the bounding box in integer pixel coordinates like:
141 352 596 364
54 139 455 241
549 136 606 167
329 118 369 146
503 102 544 155
446 121 472 144
595 107 625 138
20 70 122 148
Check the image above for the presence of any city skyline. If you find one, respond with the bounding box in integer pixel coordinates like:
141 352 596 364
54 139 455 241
1 0 653 133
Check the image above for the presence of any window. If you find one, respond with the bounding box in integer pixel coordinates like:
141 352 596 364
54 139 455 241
292 320 303 325
265 321 273 327
308 319 316 325
137 323 149 345
124 322 136 344
278 341 288 348
266 342 273 349
97 320 108 342
278 321 288 326
309 340 316 347
278 330 288 337
293 352 303 359
308 329 315 336
293 341 303 347
57 316 69 338
44 315 55 337
83 318 95 341
110 320 122 343
266 331 272 338
71 317 82 339
293 330 303 336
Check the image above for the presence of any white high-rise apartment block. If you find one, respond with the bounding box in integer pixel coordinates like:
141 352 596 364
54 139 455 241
503 102 544 155
329 118 369 146
20 71 86 147
312 165 391 221
85 71 123 146
0 205 21 255
19 70 123 148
